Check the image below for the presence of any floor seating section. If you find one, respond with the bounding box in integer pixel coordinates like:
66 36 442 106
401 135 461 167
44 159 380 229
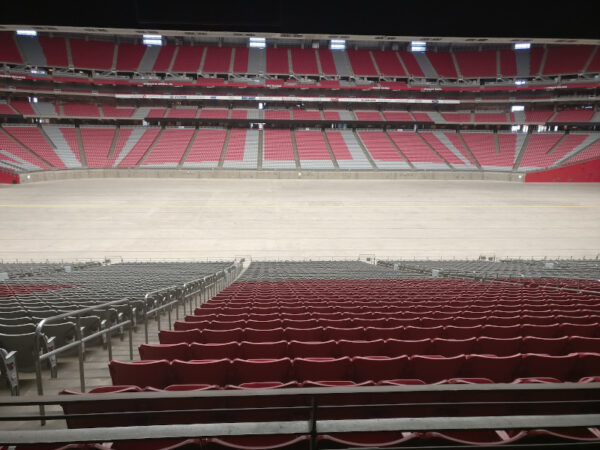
120 273 600 389
42 260 600 447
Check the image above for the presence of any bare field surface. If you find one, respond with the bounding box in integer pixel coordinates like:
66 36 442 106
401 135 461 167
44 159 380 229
1 178 598 260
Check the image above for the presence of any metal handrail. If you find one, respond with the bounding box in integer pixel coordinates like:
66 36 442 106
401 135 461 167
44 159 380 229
13 260 244 424
0 383 598 446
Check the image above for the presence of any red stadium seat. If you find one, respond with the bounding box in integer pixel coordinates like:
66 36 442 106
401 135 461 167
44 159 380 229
243 327 284 342
560 322 599 338
284 327 323 341
404 326 444 340
522 336 568 355
324 327 365 341
481 324 522 339
240 341 289 359
516 353 579 382
171 359 231 386
337 339 385 357
288 340 337 358
443 325 483 339
410 355 465 383
108 360 171 389
352 356 408 383
458 354 522 383
476 336 522 356
423 430 527 446
202 328 243 343
385 338 431 357
164 384 219 391
189 342 240 360
246 319 283 330
204 435 310 450
138 343 190 361
365 326 405 340
432 337 476 356
521 324 560 339
209 320 246 330
159 329 201 344
576 352 600 379
568 336 600 353
293 357 352 383
317 432 419 448
232 358 293 384
173 321 205 331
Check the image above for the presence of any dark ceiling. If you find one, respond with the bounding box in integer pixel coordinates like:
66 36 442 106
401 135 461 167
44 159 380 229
2 0 599 40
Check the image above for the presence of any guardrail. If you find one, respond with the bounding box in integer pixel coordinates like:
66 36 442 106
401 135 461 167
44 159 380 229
19 260 245 423
0 382 598 447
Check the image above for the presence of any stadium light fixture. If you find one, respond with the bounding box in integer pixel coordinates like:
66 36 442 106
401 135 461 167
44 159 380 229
514 42 531 50
143 34 162 46
16 29 37 36
329 39 346 50
514 79 527 86
511 105 525 112
411 41 426 52
249 37 266 49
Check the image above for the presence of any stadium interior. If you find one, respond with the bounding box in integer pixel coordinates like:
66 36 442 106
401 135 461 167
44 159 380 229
0 3 599 449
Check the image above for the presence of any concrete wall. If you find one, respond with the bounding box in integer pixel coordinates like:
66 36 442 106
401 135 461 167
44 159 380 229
19 168 524 184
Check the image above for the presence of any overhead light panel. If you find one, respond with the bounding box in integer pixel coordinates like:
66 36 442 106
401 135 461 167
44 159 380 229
143 34 162 46
514 42 531 50
249 37 266 49
16 29 37 36
514 79 527 86
411 41 426 52
329 39 346 50
511 105 525 112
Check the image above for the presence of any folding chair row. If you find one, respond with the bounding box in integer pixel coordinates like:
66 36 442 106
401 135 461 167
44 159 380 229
197 299 600 311
167 323 599 343
188 310 600 320
143 336 600 360
110 352 600 389
181 316 600 328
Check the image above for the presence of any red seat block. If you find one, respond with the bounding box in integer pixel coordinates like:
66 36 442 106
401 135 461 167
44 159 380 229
293 357 352 383
432 338 476 357
232 358 293 384
522 336 568 355
337 339 385 357
172 359 231 386
139 343 190 361
202 328 243 343
108 360 171 389
476 336 522 356
288 340 337 358
352 356 408 383
460 354 522 383
518 353 579 381
385 338 431 357
243 327 284 342
240 341 289 359
159 329 201 344
189 342 240 360
284 327 323 341
410 355 465 383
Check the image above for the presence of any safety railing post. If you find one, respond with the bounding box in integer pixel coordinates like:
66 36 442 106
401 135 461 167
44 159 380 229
106 309 113 361
76 316 85 393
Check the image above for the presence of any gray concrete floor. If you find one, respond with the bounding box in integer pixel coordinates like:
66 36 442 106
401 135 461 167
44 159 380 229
0 178 599 260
